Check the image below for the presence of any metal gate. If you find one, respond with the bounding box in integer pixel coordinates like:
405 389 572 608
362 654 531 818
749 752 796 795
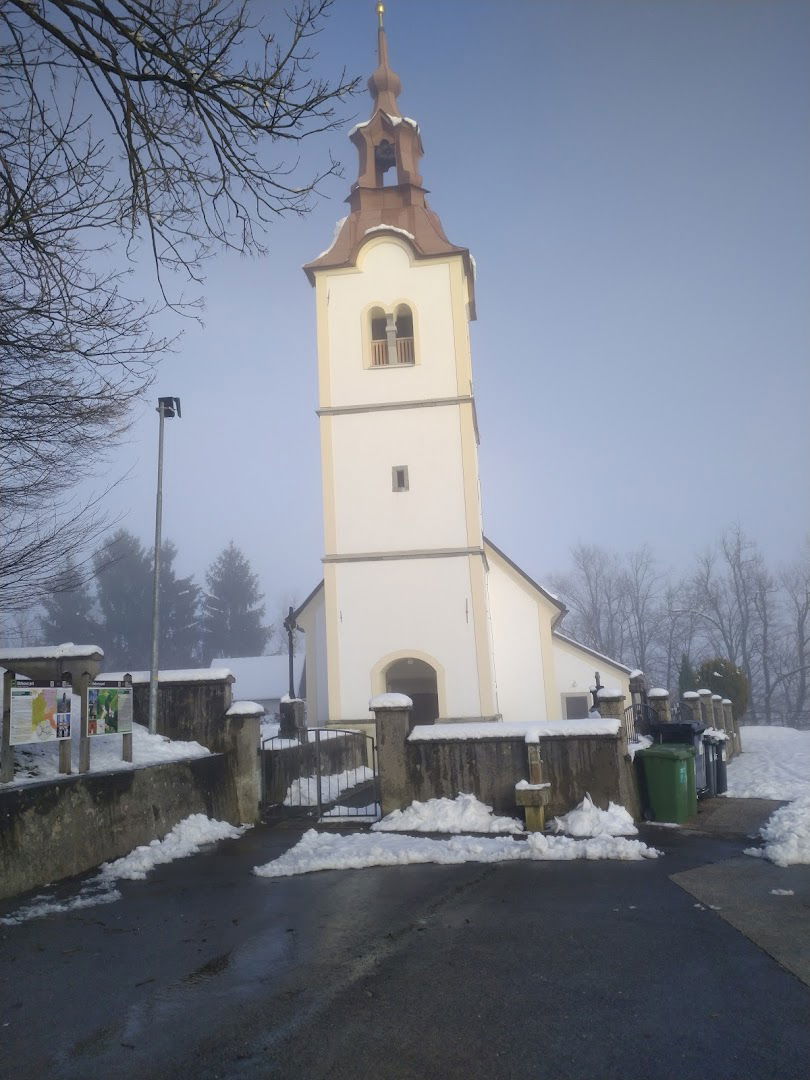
261 727 380 822
623 702 657 742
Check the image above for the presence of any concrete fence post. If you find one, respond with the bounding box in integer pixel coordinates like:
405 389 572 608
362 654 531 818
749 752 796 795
697 689 713 731
279 697 306 739
371 693 414 816
682 691 701 728
596 689 628 751
647 688 671 724
723 698 739 752
223 701 264 824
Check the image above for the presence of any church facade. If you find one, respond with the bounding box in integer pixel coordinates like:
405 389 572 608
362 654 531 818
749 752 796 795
296 11 631 731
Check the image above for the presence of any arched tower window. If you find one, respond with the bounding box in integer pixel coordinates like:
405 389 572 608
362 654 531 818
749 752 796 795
394 304 414 365
384 657 438 726
368 302 416 367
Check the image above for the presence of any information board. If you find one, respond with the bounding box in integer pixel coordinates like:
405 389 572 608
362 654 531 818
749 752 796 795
87 686 133 736
10 686 72 745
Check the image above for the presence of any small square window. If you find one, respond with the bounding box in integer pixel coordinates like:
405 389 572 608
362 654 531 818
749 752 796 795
392 466 409 492
563 694 589 720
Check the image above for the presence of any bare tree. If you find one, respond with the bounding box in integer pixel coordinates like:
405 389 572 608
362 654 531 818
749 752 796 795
0 1 357 609
549 544 629 665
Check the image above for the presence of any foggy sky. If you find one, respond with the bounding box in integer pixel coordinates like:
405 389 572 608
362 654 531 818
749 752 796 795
80 0 810 621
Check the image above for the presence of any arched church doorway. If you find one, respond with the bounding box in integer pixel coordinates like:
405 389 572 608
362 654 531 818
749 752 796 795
384 658 439 727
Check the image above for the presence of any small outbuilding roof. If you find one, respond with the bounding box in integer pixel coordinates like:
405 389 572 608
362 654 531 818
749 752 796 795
211 654 304 702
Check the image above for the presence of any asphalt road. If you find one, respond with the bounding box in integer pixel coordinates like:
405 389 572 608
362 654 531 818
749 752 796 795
1 817 808 1080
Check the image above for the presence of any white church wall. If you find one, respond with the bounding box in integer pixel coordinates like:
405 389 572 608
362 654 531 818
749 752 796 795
332 556 484 721
487 556 549 724
323 239 468 410
297 585 329 727
329 407 469 554
552 635 631 719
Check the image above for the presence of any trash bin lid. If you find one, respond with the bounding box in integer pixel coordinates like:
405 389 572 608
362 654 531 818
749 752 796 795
636 744 695 760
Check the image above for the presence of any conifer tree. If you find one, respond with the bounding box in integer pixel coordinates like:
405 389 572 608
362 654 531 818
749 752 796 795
94 530 202 669
202 543 270 661
94 530 153 670
39 560 100 646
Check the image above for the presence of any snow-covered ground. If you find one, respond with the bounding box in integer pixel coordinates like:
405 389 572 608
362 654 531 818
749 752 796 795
284 766 375 807
254 829 660 879
728 725 810 867
551 795 638 838
2 721 210 788
0 815 246 926
372 793 523 834
726 725 810 801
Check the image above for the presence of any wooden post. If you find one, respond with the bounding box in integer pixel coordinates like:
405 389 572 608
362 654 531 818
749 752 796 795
515 743 552 831
59 672 72 775
1 670 13 784
79 670 91 773
122 673 133 763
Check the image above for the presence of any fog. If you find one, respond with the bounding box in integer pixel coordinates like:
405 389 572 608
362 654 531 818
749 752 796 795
76 0 810 613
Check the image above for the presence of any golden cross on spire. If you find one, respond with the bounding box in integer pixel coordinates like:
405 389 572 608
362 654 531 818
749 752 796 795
377 3 385 29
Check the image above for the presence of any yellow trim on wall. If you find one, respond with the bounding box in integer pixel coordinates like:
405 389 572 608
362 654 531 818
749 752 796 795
323 563 342 723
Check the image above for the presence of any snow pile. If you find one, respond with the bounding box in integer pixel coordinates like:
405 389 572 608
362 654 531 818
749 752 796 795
4 721 210 788
551 795 638 838
745 796 810 867
726 725 810 801
627 734 653 759
226 700 265 717
254 829 660 878
369 692 412 710
98 668 233 683
372 793 523 834
98 815 247 881
1 815 246 926
284 766 375 807
703 727 729 741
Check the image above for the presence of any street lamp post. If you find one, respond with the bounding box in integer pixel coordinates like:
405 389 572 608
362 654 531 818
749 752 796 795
148 396 181 735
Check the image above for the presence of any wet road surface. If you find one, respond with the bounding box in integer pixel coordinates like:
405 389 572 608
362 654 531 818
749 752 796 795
1 818 809 1079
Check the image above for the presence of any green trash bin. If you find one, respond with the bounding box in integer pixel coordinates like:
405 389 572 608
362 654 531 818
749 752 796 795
636 744 697 823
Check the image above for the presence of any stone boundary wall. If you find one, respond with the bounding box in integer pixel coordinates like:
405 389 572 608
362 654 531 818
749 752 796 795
263 732 371 807
130 681 232 748
404 734 640 820
0 755 233 902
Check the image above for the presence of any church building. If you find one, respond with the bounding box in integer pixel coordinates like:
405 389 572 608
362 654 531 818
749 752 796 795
295 7 631 731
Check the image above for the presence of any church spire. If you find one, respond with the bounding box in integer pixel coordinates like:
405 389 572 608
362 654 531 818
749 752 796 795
303 2 476 317
368 3 402 118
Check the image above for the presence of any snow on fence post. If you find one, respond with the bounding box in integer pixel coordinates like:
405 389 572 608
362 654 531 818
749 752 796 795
596 688 627 750
697 689 713 732
647 688 671 725
370 693 414 816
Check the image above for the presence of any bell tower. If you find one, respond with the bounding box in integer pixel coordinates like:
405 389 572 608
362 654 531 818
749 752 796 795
304 4 497 726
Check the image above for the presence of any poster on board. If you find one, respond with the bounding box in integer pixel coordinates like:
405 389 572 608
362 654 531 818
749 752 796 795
10 686 72 745
87 686 133 736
